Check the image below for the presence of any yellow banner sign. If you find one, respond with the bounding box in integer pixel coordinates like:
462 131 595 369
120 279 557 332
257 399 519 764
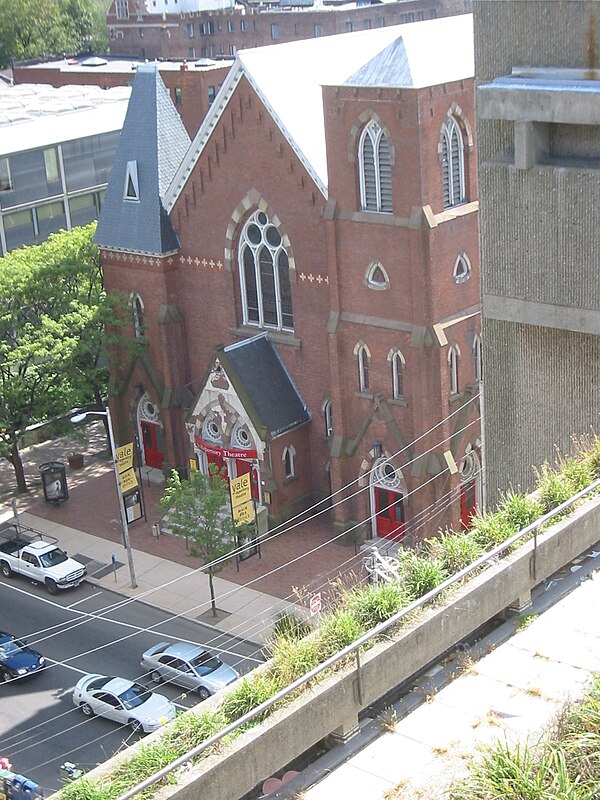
115 443 134 474
119 467 139 494
229 473 252 507
232 499 255 527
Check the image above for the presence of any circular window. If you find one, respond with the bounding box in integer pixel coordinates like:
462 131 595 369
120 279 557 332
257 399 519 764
372 458 402 490
257 211 268 226
232 421 253 449
202 414 222 443
139 395 159 422
247 224 261 245
265 226 281 247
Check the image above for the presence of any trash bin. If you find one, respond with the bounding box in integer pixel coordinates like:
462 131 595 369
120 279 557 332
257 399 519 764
39 461 68 504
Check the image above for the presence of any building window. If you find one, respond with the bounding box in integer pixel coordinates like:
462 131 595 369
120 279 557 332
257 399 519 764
431 8 437 18
188 47 196 58
239 209 293 331
294 22 301 34
44 148 59 183
442 116 466 208
363 19 372 29
130 294 144 338
227 19 234 32
208 85 216 104
448 344 460 396
345 21 353 32
124 161 139 201
356 344 370 392
323 400 333 437
453 253 471 283
0 157 12 191
271 23 280 39
400 12 414 22
229 44 236 55
416 11 424 20
366 260 390 290
187 22 194 37
207 20 214 34
389 350 405 399
473 334 482 382
174 87 182 106
359 120 392 213
314 23 323 36
116 0 129 19
139 27 144 38
283 446 295 479
199 22 206 35
209 45 216 58
240 19 246 32
378 16 385 26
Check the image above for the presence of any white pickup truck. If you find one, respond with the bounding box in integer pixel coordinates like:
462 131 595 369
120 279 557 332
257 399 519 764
0 523 87 595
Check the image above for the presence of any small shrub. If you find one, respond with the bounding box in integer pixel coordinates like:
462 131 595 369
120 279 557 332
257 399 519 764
469 510 516 549
343 581 412 627
220 672 281 724
399 552 448 598
268 635 321 685
59 777 111 800
271 611 313 643
498 491 544 531
425 530 484 574
535 462 577 515
316 609 366 658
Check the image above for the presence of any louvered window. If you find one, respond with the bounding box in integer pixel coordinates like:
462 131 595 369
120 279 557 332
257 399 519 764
359 121 392 213
239 210 294 331
441 117 465 208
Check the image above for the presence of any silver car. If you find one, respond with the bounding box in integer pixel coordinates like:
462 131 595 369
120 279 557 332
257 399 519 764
141 641 239 700
73 674 176 733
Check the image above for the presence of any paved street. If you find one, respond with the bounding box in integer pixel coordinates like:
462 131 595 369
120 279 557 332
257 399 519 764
0 578 263 793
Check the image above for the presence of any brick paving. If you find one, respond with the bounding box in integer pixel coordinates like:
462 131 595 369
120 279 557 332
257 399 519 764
0 423 365 604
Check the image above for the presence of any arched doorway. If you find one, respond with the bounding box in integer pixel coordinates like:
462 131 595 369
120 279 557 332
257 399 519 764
370 458 407 540
137 393 164 469
194 412 260 500
459 446 482 529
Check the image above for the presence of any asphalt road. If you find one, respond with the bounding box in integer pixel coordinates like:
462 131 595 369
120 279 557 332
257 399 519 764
0 577 264 794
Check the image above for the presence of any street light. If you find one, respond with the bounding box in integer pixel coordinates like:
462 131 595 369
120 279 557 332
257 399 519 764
71 406 138 589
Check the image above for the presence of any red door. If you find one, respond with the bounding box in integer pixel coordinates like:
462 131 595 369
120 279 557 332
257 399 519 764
141 421 163 469
460 480 477 529
374 487 405 540
207 450 228 479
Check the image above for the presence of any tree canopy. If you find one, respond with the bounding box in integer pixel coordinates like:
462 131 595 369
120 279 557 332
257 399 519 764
0 0 108 68
0 223 119 492
160 465 240 617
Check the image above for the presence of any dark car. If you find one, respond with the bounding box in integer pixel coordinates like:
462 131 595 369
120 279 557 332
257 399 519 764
0 630 45 681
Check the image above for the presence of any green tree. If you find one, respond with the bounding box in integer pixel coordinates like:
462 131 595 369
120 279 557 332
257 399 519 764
160 465 238 617
0 0 108 68
0 223 120 493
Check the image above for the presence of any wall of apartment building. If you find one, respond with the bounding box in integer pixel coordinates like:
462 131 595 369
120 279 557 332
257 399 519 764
107 0 471 60
475 0 600 501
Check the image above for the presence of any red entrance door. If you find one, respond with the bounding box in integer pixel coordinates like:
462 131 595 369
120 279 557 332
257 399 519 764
140 421 163 469
374 487 405 540
207 450 228 479
460 480 477 529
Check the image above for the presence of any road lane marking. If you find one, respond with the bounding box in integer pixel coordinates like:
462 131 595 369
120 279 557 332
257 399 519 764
67 591 103 609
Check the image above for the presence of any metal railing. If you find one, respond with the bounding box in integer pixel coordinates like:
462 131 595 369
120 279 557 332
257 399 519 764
116 478 600 800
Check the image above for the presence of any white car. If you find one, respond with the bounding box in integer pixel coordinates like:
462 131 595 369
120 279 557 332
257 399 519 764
141 641 240 700
73 674 176 733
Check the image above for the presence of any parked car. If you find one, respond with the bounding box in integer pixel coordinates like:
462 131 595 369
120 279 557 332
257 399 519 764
0 630 45 681
141 641 240 700
72 674 176 733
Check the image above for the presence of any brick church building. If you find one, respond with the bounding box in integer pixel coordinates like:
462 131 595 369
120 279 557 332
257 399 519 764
95 14 481 544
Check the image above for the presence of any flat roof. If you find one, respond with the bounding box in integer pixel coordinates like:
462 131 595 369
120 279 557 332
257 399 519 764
0 83 131 156
17 55 234 75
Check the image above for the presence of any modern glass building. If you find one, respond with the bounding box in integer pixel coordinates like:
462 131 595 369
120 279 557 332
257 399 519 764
0 83 130 255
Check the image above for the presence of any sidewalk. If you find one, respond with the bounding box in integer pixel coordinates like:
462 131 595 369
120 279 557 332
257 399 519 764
0 425 364 644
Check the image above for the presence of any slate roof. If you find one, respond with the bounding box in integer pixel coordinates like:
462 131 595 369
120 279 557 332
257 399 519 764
165 14 473 207
218 334 310 439
94 64 191 255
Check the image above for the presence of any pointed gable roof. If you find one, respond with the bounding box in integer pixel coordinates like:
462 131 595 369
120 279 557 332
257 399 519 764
164 14 473 210
94 64 190 255
218 333 310 439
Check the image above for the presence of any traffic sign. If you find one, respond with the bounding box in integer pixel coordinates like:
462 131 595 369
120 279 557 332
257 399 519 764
309 592 321 616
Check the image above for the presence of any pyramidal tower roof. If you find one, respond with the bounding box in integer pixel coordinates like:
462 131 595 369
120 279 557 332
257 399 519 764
94 64 190 255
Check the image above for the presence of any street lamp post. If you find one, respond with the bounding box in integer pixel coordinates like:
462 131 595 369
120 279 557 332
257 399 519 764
71 407 138 589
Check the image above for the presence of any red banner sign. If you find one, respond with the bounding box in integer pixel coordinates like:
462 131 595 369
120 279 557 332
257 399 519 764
195 436 257 460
